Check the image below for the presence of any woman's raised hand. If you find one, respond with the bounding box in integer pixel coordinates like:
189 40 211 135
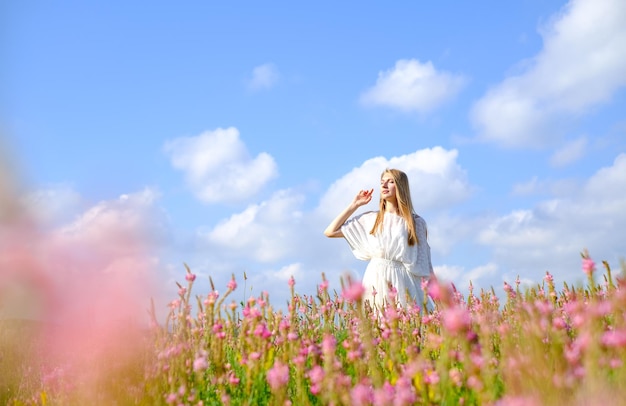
353 189 374 207
324 188 374 238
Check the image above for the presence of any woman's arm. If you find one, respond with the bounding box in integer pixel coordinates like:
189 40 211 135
323 189 373 238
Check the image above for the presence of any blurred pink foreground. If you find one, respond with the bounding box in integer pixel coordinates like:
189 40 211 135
0 161 158 397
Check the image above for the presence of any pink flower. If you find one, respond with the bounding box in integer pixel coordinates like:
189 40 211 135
254 323 272 339
449 368 463 387
193 356 208 372
470 352 484 369
427 280 456 305
442 306 471 333
267 361 290 391
394 376 416 405
423 370 440 385
601 330 626 348
279 319 290 331
373 381 394 405
309 384 321 395
343 281 365 302
307 365 325 385
249 352 261 360
420 278 429 291
322 334 336 354
204 291 219 305
544 272 553 283
387 286 398 302
552 317 567 330
495 396 541 406
228 373 240 385
227 277 237 291
350 382 374 406
582 257 595 275
185 272 196 282
288 276 296 288
467 375 483 390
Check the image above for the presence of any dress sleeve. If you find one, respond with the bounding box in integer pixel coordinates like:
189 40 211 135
404 215 434 277
341 211 376 261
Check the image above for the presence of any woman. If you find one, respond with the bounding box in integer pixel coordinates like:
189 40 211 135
324 168 436 311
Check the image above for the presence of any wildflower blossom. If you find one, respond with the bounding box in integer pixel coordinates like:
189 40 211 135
373 382 395 405
601 330 626 348
166 393 177 404
228 373 240 385
582 257 595 275
249 352 261 361
442 306 471 333
350 381 374 406
204 291 219 305
321 334 336 354
185 272 196 282
394 376 417 406
193 356 208 372
343 280 365 302
266 361 290 391
503 281 515 297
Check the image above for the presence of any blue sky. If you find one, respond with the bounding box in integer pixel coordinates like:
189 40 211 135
3 0 626 314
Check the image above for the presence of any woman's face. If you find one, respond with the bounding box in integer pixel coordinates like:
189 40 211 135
380 173 397 201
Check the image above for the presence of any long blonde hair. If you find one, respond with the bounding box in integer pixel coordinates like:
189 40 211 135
369 168 418 245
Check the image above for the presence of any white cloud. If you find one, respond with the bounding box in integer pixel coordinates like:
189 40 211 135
164 127 278 203
267 262 303 283
512 176 541 196
56 187 165 256
434 263 499 291
21 183 82 225
433 264 463 282
202 189 306 263
477 153 626 285
426 213 488 256
511 176 580 197
360 59 466 113
248 63 279 90
550 137 588 166
316 147 472 220
463 263 499 288
471 0 626 148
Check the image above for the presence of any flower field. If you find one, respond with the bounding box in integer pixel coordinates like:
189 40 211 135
2 252 626 405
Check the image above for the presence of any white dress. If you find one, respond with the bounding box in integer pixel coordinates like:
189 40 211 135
341 211 434 311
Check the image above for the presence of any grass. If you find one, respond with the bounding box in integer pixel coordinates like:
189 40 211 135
2 252 626 405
